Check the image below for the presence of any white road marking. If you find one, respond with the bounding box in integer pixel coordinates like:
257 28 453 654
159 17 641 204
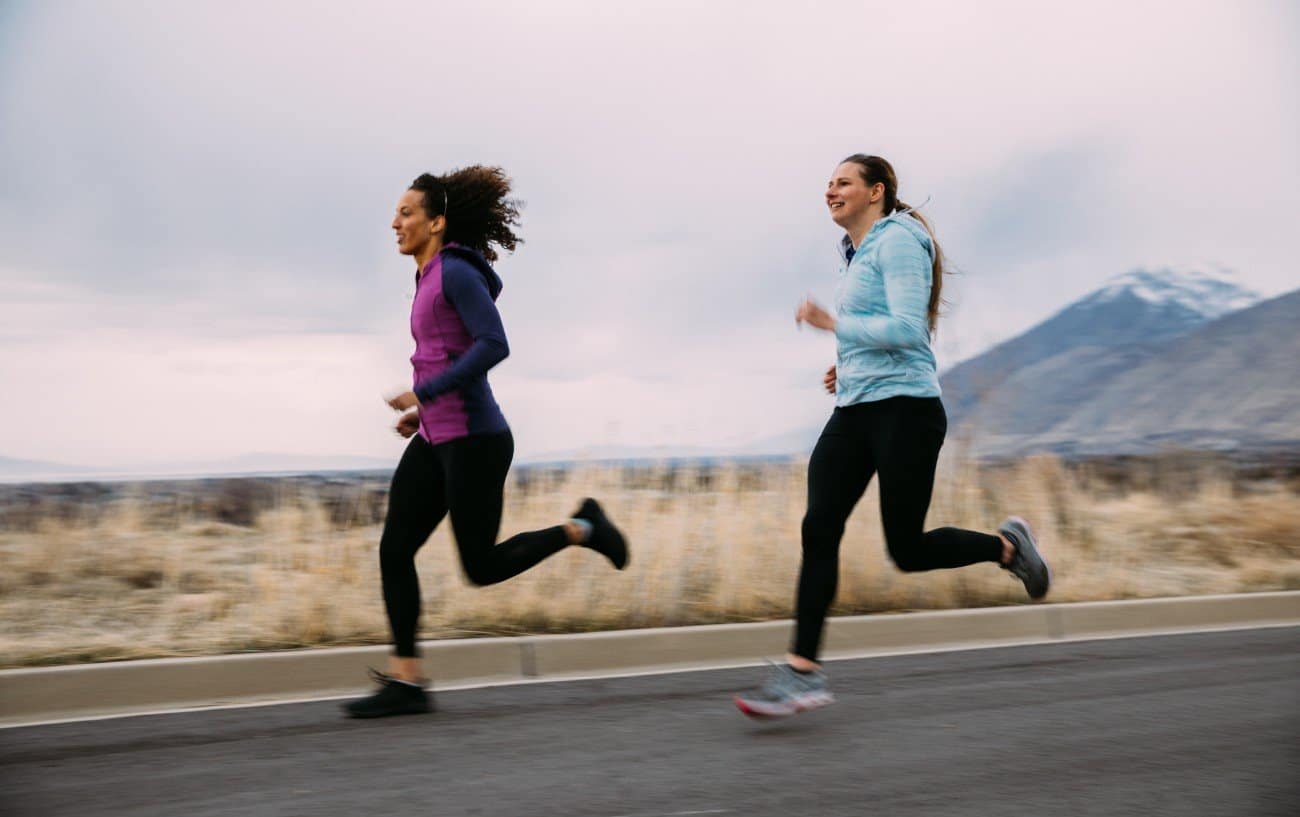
3 621 1292 730
607 810 731 817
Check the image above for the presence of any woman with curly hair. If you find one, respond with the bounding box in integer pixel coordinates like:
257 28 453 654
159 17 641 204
344 166 629 719
733 155 1050 719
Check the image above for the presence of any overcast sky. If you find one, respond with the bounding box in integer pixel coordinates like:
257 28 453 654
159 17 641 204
1 0 1296 469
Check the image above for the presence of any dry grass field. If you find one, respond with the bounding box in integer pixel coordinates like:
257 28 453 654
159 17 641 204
2 453 1298 668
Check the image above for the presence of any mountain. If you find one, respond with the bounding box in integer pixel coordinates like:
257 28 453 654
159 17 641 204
942 270 1298 457
941 266 1261 423
1020 289 1300 454
598 267 1280 462
1083 266 1259 322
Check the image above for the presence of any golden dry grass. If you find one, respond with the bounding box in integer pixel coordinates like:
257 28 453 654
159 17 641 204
1 454 1297 667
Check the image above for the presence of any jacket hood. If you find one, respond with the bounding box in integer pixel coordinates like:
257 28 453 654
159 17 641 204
880 209 935 262
442 244 504 300
839 206 935 264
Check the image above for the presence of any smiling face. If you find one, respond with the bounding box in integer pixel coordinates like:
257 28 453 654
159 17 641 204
825 161 883 229
391 188 443 259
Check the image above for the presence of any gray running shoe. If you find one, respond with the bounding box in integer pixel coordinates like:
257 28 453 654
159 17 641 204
734 661 835 718
1000 516 1051 600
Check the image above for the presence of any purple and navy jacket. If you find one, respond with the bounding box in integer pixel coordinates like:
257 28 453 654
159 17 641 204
410 245 510 445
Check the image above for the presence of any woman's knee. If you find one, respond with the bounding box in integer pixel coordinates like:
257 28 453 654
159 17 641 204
801 512 844 555
460 557 503 587
379 538 415 572
884 536 927 572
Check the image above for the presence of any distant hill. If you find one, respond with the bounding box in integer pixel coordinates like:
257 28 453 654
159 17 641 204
1015 289 1300 454
942 268 1298 457
178 453 396 474
0 452 395 484
519 444 714 464
0 456 90 480
941 266 1261 423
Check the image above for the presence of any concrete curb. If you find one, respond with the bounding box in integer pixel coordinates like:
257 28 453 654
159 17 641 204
2 592 1297 727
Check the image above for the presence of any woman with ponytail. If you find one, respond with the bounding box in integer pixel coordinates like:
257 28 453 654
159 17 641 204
344 166 629 718
734 155 1050 718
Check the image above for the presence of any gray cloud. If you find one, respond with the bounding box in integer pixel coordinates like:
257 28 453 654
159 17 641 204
1 0 1296 464
955 144 1114 267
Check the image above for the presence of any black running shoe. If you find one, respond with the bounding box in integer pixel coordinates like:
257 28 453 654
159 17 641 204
573 497 629 570
342 669 432 718
1000 516 1051 600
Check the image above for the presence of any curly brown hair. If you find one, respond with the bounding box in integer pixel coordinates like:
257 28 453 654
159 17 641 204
409 165 523 263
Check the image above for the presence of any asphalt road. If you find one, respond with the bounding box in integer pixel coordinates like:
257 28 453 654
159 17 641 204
3 627 1297 817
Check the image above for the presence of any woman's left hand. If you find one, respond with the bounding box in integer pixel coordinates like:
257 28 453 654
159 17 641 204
796 298 836 332
395 410 421 438
386 390 420 412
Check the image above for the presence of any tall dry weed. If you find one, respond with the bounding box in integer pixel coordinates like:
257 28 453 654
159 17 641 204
1 453 1297 667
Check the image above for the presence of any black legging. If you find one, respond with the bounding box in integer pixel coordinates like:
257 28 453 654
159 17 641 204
380 430 569 657
794 396 1003 661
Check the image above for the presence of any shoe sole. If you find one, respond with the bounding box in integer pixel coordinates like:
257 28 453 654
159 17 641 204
343 703 431 719
733 691 836 719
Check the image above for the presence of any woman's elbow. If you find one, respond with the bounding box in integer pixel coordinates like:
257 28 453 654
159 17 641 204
878 322 929 351
491 338 510 362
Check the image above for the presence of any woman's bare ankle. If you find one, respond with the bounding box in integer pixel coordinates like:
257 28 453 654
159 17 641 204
786 653 821 673
388 657 424 683
999 534 1015 565
563 521 586 545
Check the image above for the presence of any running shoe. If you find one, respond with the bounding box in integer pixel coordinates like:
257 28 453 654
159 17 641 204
573 497 629 570
1000 516 1051 600
733 661 835 718
342 668 432 718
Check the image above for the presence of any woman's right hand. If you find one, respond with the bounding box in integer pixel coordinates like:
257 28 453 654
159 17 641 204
796 298 837 332
395 410 421 439
823 364 837 395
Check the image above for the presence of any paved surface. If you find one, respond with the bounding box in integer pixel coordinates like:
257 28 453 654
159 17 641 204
2 627 1297 817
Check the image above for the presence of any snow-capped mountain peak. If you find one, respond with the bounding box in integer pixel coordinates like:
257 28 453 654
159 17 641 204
1092 266 1260 321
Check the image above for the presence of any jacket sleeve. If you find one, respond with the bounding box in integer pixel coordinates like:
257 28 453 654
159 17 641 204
833 227 933 351
413 259 510 404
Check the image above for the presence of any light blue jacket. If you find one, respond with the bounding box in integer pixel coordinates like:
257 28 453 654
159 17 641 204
833 210 941 406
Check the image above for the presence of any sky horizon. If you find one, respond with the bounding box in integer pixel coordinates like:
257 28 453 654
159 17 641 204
2 268 1293 475
2 1 1297 469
